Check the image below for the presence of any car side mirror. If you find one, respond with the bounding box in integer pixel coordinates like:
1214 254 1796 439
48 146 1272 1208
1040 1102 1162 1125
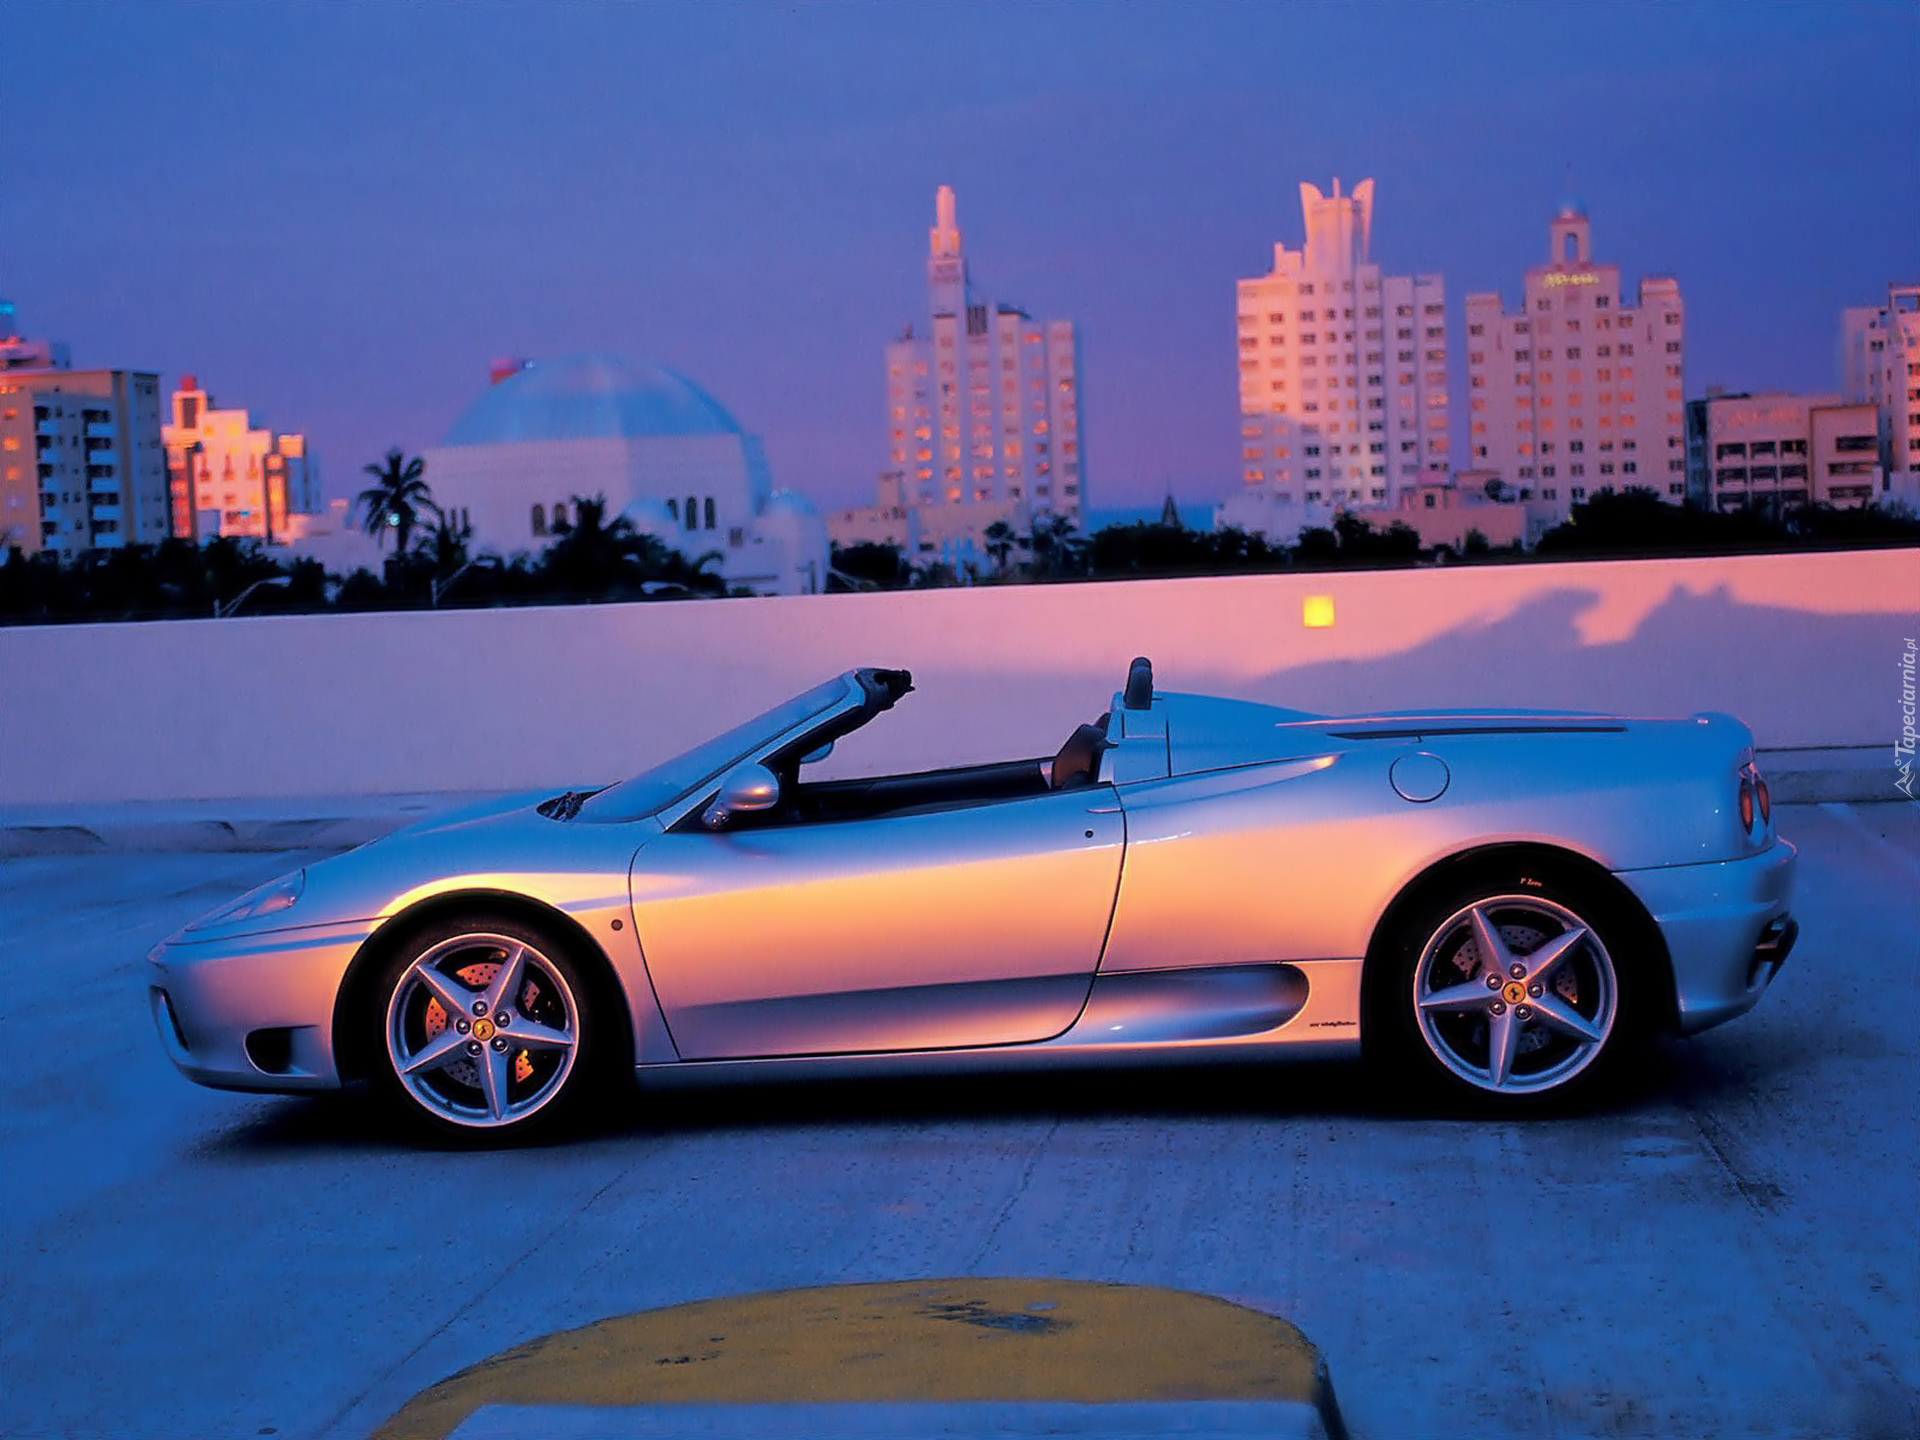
701 763 781 831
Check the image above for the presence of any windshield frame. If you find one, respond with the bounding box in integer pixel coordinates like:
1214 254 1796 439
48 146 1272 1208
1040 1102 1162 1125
577 673 865 824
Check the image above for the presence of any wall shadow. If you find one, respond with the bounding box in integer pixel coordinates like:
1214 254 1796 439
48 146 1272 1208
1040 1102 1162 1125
836 579 1904 779
1202 582 1900 740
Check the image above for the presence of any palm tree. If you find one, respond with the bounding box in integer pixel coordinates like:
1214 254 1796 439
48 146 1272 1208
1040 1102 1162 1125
1025 513 1082 578
542 494 641 598
420 508 473 575
358 449 438 555
671 545 728 596
982 519 1017 576
624 531 679 588
1055 521 1089 577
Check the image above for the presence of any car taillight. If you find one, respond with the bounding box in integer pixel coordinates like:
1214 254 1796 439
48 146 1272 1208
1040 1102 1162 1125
1738 777 1755 831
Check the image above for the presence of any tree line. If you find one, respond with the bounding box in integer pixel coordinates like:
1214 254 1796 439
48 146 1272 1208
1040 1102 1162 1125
830 489 1920 592
3 453 1915 623
2 449 730 623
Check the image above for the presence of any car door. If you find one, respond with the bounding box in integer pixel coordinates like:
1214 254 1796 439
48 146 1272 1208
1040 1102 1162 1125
629 788 1125 1059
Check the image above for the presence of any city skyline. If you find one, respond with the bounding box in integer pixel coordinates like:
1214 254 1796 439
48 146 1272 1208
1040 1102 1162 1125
5 1 1915 514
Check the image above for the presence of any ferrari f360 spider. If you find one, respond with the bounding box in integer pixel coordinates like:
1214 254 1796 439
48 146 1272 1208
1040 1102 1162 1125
150 659 1797 1139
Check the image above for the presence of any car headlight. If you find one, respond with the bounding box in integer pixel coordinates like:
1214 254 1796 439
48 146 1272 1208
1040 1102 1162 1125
185 870 306 932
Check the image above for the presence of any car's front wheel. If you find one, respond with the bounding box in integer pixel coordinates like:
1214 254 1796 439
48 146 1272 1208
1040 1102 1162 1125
1384 875 1640 1109
370 915 598 1142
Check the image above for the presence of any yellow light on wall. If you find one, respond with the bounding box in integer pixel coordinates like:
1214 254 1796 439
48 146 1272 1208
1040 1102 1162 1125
1303 595 1336 628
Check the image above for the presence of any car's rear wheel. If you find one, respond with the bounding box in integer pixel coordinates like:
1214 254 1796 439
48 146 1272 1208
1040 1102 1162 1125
1384 875 1639 1109
370 915 597 1142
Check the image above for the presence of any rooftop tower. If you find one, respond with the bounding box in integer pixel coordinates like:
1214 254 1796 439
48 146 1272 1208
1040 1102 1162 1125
1464 203 1686 522
1229 176 1449 526
880 186 1086 535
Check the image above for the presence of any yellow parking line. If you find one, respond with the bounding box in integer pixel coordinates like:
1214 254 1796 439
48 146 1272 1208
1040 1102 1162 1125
372 1278 1335 1440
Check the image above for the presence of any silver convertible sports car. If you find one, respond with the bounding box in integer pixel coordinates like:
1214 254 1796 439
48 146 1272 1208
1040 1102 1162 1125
150 660 1797 1140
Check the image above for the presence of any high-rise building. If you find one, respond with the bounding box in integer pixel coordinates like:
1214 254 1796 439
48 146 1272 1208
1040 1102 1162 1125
1231 179 1449 517
1685 391 1883 514
0 299 70 372
1465 203 1685 523
1841 283 1920 478
0 366 167 556
0 301 169 556
883 186 1085 532
162 376 318 543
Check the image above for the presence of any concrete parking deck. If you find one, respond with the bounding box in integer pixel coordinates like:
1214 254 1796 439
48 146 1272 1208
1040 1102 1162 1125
0 800 1914 1440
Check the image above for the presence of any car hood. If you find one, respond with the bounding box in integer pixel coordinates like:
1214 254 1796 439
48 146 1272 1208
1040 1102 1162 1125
187 788 651 940
372 788 566 844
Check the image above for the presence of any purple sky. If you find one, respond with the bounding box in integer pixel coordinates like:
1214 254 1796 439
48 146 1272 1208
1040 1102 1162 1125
7 1 1916 514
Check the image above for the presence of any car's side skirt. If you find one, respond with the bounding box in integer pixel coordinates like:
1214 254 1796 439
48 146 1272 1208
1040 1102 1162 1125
632 958 1364 1085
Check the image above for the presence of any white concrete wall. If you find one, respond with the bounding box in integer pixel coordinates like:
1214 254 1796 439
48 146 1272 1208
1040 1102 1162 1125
2 549 1913 805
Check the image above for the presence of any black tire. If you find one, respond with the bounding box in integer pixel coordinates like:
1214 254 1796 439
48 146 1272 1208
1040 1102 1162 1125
1376 869 1645 1111
368 912 605 1143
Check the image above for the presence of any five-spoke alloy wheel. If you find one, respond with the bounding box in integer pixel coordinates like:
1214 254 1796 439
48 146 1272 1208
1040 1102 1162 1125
372 916 596 1141
1387 876 1637 1108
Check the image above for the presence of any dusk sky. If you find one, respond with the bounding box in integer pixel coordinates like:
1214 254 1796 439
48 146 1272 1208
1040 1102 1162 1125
7 1 1916 515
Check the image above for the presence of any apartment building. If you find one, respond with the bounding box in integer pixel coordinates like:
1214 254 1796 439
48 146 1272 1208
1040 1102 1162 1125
0 299 69 372
1232 178 1449 518
1465 203 1685 524
0 367 167 556
1685 391 1882 513
883 186 1085 533
163 375 317 543
1841 283 1920 478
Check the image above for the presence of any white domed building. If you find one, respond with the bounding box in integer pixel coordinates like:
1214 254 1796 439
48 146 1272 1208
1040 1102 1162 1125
422 354 827 595
738 488 830 597
619 495 683 543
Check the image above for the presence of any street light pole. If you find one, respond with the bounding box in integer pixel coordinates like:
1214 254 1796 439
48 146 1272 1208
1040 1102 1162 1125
214 575 291 619
431 558 483 607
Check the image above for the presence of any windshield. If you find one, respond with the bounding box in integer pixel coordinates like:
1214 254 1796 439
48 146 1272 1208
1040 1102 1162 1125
577 674 856 822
